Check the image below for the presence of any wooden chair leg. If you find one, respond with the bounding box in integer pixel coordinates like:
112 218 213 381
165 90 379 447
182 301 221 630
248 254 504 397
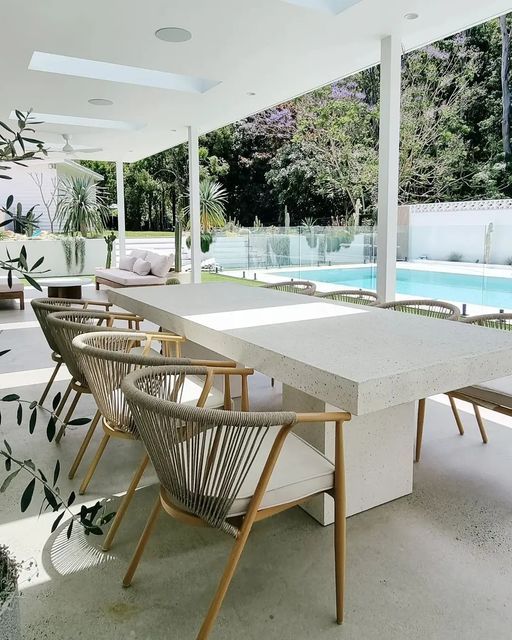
473 404 489 444
197 517 255 640
53 380 74 419
79 433 110 495
68 410 101 479
415 398 426 463
55 389 82 444
334 420 346 625
448 395 465 435
39 361 62 406
102 453 149 551
123 495 162 587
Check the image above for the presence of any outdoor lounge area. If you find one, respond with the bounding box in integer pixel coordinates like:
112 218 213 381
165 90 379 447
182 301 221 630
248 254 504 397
3 1 512 639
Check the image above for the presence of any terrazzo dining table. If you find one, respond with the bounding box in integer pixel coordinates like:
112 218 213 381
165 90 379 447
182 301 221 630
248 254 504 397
109 282 512 525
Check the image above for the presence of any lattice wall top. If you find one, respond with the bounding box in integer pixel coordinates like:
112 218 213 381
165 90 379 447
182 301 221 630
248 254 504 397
410 199 512 213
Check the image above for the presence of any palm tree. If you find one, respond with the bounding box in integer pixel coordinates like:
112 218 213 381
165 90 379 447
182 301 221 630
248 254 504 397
183 178 227 231
183 178 228 253
56 176 109 237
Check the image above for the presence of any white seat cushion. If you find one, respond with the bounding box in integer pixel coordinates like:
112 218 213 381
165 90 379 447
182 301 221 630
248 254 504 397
146 251 174 278
228 427 334 516
457 375 512 408
95 267 166 286
0 277 23 292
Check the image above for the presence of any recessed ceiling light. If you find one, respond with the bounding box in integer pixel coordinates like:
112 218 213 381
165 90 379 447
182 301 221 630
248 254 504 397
404 12 419 20
247 92 256 96
155 27 192 43
29 51 219 94
170 128 177 132
11 110 144 131
88 98 113 106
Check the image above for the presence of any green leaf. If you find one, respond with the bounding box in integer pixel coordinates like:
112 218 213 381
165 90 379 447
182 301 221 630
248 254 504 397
67 417 91 426
3 439 12 455
66 519 74 539
16 403 22 425
0 121 15 134
0 468 20 492
6 194 13 209
2 394 19 402
29 400 37 410
52 392 61 411
5 458 11 472
44 485 59 511
20 478 36 512
23 459 36 471
23 273 43 292
51 511 65 533
53 459 60 487
100 511 116 526
29 409 37 434
67 491 76 507
46 416 56 442
38 468 47 483
30 256 44 271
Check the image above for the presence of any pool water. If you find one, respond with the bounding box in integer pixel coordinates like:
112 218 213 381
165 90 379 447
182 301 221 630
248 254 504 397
274 266 512 308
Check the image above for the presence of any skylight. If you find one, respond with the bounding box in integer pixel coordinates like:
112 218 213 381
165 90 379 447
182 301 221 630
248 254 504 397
281 0 361 15
29 51 220 94
9 111 143 131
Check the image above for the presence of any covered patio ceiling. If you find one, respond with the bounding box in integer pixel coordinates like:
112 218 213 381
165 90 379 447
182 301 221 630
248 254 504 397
2 0 512 162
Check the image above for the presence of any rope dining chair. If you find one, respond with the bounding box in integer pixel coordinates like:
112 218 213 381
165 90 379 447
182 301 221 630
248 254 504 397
46 309 144 454
121 364 351 639
376 298 461 462
31 297 113 408
318 289 379 306
72 332 253 551
264 280 316 295
429 313 512 455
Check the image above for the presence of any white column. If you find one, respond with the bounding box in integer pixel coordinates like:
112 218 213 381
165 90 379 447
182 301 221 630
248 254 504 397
376 35 402 302
188 126 201 284
115 160 126 262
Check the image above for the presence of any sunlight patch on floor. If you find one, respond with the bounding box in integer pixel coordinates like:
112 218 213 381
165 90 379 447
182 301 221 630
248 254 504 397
0 366 70 390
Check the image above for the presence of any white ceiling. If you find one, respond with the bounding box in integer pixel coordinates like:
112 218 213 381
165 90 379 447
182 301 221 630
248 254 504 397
2 0 512 162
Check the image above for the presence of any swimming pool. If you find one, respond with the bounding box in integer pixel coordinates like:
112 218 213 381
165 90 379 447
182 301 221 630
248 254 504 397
273 266 512 308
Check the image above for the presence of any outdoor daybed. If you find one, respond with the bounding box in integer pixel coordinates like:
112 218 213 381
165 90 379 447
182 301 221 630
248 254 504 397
96 249 174 290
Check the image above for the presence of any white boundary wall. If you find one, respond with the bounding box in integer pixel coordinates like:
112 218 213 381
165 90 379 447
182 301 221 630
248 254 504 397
408 200 512 264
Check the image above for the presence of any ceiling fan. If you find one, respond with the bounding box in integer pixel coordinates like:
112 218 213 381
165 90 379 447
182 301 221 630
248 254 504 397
48 133 102 156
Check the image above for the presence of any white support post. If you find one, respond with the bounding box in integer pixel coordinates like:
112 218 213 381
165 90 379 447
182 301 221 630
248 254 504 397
188 125 201 284
376 35 402 302
115 160 126 263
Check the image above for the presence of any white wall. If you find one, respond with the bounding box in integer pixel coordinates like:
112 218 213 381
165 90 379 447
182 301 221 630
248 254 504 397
0 239 106 277
408 201 512 264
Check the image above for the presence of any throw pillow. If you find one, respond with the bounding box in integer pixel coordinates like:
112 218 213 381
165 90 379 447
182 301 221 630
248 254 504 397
130 249 147 260
132 258 151 276
119 255 137 271
146 251 174 278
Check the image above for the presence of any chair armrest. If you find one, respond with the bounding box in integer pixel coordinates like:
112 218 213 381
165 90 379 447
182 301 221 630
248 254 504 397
82 300 113 311
106 312 145 327
295 411 351 424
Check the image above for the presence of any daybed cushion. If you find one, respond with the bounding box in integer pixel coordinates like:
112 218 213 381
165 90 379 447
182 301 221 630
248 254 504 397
0 277 23 293
119 255 137 271
129 249 147 260
95 267 166 286
133 258 151 276
457 375 512 408
146 251 174 278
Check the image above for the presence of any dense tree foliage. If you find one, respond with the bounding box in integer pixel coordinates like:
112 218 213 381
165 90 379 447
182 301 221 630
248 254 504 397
83 17 512 230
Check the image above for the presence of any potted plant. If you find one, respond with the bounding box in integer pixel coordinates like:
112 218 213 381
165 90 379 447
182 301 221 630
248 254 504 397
184 178 227 254
0 546 21 640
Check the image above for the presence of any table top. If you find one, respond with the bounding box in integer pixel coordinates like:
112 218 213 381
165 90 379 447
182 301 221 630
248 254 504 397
38 277 91 286
109 282 512 415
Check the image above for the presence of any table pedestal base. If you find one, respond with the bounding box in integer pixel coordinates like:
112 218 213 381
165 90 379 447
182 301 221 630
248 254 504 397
283 385 415 525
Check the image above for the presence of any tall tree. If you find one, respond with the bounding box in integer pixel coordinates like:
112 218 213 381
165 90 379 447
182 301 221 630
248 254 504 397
500 15 512 162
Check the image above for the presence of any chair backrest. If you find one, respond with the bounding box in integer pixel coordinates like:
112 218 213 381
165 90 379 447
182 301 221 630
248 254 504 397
31 298 98 354
462 313 512 330
264 280 316 296
377 298 460 320
72 331 192 435
122 365 297 535
47 310 118 383
319 289 379 306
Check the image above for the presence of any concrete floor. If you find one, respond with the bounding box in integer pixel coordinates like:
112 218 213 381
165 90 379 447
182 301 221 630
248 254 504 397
1 286 512 639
